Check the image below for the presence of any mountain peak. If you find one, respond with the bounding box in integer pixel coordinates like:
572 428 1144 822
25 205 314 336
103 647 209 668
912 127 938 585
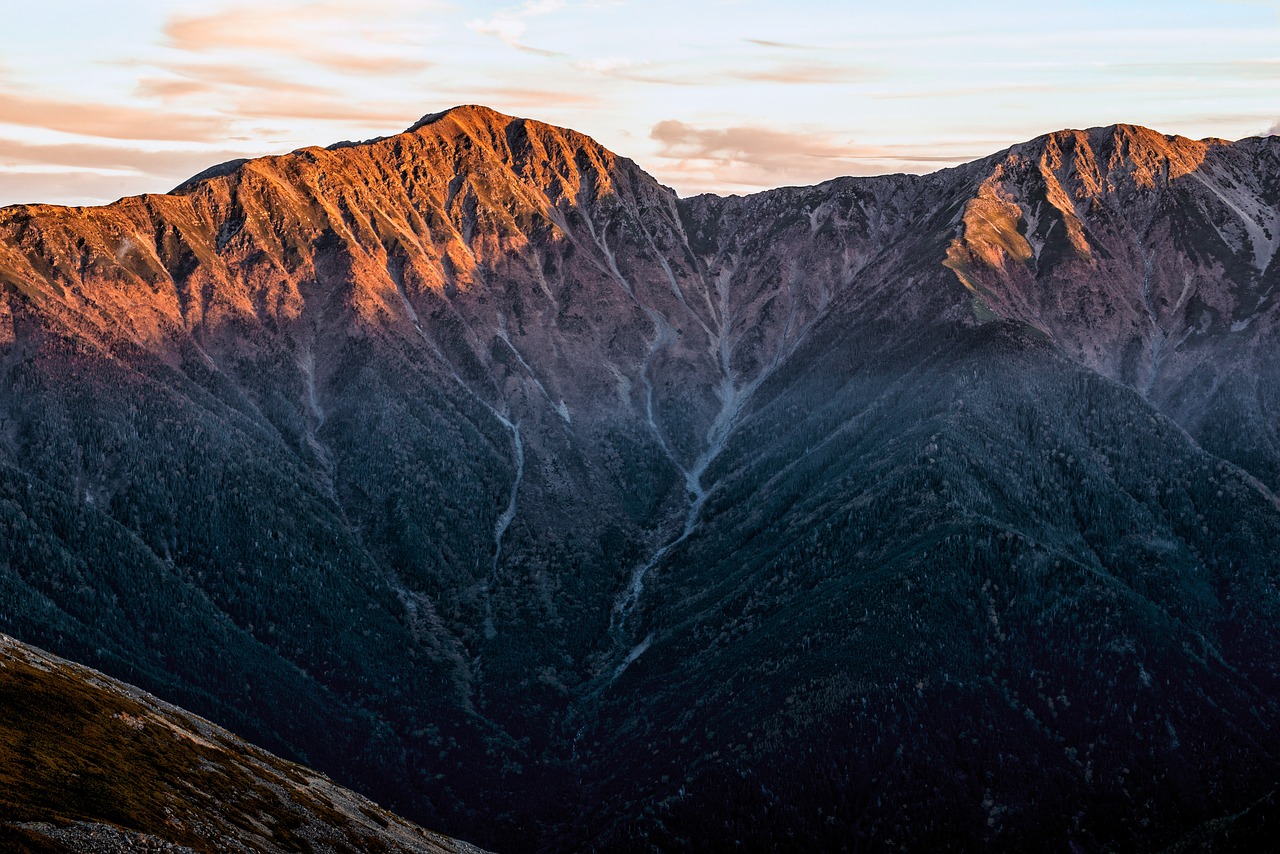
992 122 1221 200
1021 123 1212 164
407 104 520 134
401 103 613 164
1030 122 1200 148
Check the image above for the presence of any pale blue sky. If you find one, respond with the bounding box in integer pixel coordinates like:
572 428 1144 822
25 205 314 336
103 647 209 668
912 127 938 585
1 0 1277 205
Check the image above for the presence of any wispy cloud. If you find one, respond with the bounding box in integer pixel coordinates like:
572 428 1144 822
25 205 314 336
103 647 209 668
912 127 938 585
1110 58 1280 80
133 2 435 135
744 38 820 50
726 62 874 84
163 1 432 75
573 56 633 74
469 16 526 44
137 63 330 101
0 92 229 143
468 0 568 55
229 94 417 125
568 56 872 87
1144 110 1280 136
468 0 567 52
0 137 253 177
450 86 600 109
649 119 968 193
0 169 160 208
875 83 1059 101
651 120 862 163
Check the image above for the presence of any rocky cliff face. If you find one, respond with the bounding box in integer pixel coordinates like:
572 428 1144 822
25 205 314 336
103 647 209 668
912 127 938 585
948 124 1280 487
0 107 1278 851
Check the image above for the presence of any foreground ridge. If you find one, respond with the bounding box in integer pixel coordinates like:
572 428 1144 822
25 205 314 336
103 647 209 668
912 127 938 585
0 633 488 853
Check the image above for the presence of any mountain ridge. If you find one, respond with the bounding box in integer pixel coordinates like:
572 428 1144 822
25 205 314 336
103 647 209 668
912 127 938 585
1 106 1279 851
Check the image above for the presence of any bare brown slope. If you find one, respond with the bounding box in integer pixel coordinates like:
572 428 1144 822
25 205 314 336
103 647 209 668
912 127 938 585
0 633 486 854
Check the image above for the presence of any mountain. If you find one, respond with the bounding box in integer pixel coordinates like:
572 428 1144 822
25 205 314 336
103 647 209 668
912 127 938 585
0 632 486 853
0 105 1278 851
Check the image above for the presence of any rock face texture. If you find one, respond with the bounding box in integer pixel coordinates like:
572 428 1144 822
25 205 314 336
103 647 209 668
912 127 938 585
0 106 1279 851
0 633 487 853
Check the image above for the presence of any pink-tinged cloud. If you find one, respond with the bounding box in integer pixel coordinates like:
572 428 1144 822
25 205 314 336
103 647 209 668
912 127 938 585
0 169 154 208
139 64 330 101
0 92 229 143
228 93 418 125
0 138 255 179
726 62 875 84
163 3 430 75
442 86 599 109
649 119 972 194
305 53 430 74
166 4 360 59
651 120 866 163
136 78 216 101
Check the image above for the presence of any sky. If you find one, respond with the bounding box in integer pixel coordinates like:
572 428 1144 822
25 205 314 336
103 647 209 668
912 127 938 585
0 0 1278 206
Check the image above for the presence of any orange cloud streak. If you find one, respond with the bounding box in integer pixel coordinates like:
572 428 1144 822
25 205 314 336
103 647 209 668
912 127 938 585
0 92 229 143
0 137 254 178
163 3 430 75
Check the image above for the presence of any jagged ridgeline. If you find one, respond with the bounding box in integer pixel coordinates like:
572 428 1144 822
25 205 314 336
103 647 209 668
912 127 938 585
0 106 1278 852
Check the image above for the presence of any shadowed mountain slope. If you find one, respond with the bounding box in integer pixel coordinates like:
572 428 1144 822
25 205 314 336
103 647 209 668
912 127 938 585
0 107 1278 851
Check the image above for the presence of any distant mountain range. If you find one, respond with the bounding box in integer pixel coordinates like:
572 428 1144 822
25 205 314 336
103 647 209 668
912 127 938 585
1 106 1278 851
